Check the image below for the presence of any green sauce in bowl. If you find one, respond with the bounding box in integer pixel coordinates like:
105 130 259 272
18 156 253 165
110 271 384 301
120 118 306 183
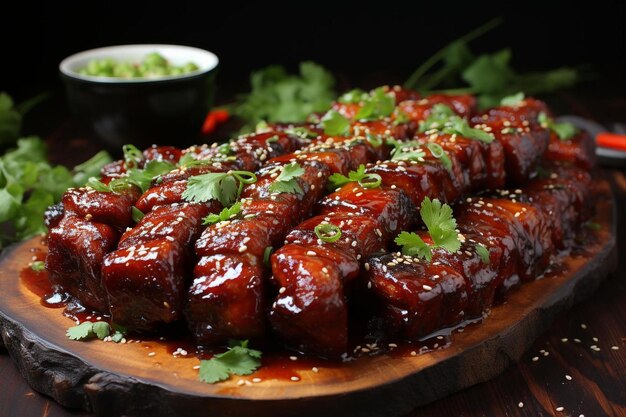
78 52 199 79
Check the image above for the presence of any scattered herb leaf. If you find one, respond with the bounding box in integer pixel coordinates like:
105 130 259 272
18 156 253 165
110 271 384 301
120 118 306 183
183 171 257 206
30 260 45 271
198 340 262 384
203 202 242 225
328 164 381 189
500 92 525 106
354 87 396 121
321 110 350 136
263 246 273 266
538 112 577 140
475 244 490 264
269 162 304 194
132 207 145 223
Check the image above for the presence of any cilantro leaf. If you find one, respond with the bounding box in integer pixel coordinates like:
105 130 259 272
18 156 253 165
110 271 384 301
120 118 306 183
390 141 427 162
395 231 432 261
395 197 461 261
263 246 273 267
354 87 396 121
72 150 113 186
66 322 94 341
203 202 242 225
199 358 231 383
500 92 525 106
419 104 494 143
233 62 335 132
30 261 45 271
538 112 577 140
338 89 368 104
420 197 461 253
198 340 262 384
475 244 490 264
269 162 304 194
92 321 111 339
328 164 381 189
183 171 256 206
321 110 351 136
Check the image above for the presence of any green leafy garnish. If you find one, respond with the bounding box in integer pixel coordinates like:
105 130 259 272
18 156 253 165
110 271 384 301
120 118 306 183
426 143 452 170
584 222 601 231
198 340 262 384
71 151 113 185
314 223 342 243
321 110 351 136
66 321 125 342
475 244 490 264
403 18 580 109
0 92 49 148
538 112 577 140
354 87 396 121
0 137 111 248
263 246 273 267
328 164 381 189
30 260 45 271
122 144 143 169
500 92 525 106
183 171 257 206
394 197 461 261
283 126 319 140
132 207 145 223
93 159 176 194
389 140 427 162
338 89 368 104
419 104 494 143
203 202 242 225
269 162 304 194
232 62 335 132
365 133 384 148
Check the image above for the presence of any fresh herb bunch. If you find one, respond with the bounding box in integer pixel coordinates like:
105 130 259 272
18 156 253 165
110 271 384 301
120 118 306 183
233 62 335 132
0 137 111 248
0 92 48 148
404 18 581 108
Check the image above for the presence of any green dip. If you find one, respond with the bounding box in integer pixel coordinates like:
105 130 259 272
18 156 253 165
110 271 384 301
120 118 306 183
78 52 199 78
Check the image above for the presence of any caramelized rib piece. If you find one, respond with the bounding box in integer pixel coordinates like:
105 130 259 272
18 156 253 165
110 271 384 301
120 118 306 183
545 131 596 170
62 186 142 229
46 216 119 312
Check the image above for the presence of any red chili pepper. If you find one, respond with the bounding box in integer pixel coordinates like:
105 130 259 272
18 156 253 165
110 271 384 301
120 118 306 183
202 109 230 135
596 132 626 152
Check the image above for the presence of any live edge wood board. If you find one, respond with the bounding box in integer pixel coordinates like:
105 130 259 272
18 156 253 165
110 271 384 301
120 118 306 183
0 177 617 417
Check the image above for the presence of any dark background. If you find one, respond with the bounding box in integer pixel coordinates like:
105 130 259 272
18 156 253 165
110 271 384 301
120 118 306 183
1 1 625 124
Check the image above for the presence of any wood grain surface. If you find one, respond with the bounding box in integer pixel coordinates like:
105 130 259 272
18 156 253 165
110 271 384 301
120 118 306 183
1 92 625 417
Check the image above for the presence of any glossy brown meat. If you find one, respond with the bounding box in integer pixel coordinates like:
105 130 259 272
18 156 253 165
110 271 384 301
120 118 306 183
396 94 477 123
186 134 380 347
545 131 596 170
471 99 550 184
46 216 119 312
62 186 142 230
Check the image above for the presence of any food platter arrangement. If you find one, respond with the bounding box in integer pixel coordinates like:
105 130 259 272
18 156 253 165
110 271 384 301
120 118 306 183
0 82 616 416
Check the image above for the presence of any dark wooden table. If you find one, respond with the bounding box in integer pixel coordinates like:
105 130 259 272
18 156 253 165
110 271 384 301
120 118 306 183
1 92 625 417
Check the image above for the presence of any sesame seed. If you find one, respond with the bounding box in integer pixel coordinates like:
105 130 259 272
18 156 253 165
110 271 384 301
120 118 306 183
611 346 619 350
422 284 433 291
581 323 587 329
574 338 581 343
289 356 298 361
193 365 200 370
291 376 300 382
364 262 370 271
565 375 572 380
322 267 329 273
306 250 317 256
238 245 247 253
561 338 568 342
410 351 417 356
592 337 599 342
278 287 286 294
252 378 262 383
148 352 156 357
312 367 319 373
518 402 524 408
532 356 539 362
237 379 245 386
556 407 564 412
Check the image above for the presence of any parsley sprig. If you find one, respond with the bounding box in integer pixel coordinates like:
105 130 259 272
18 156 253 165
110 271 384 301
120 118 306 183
538 112 577 140
394 197 461 261
269 162 305 194
328 164 382 189
419 104 494 143
183 170 257 206
198 340 262 384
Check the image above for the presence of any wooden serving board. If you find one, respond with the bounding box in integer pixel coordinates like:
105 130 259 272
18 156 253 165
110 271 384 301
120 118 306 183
0 178 617 417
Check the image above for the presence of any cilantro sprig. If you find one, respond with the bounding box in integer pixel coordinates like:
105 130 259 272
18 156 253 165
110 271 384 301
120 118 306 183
269 162 305 194
538 112 577 140
321 110 351 136
354 87 396 121
500 92 525 106
203 202 242 225
198 340 262 384
183 170 257 206
394 197 461 261
67 321 126 343
419 104 494 143
328 164 381 190
87 159 176 194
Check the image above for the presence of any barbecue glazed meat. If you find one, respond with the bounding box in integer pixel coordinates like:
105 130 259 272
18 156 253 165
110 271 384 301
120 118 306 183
45 86 598 360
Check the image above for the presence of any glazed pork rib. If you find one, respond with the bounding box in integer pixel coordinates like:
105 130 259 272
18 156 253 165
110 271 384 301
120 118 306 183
269 99 555 357
46 146 183 312
101 132 305 330
366 164 593 340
